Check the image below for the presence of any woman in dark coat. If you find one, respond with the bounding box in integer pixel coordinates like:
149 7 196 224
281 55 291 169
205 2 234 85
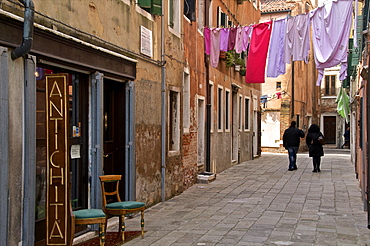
306 124 324 172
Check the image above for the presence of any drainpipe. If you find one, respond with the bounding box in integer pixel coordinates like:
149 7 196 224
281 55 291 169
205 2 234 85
161 0 166 202
11 0 34 60
205 0 211 172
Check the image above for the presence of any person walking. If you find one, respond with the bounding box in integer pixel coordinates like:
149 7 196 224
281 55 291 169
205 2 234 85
283 121 305 171
341 127 350 148
306 124 325 172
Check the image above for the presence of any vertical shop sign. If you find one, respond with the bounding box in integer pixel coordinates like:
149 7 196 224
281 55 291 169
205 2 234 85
45 75 69 245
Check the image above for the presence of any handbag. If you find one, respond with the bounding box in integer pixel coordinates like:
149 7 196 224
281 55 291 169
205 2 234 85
318 135 325 145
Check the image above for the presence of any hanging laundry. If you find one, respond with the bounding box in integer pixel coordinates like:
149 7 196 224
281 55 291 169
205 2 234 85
246 21 272 83
336 86 350 123
220 28 229 52
284 14 310 63
235 26 244 54
210 28 221 68
242 26 252 52
204 27 211 55
228 27 237 50
276 92 282 99
267 19 287 78
310 0 352 86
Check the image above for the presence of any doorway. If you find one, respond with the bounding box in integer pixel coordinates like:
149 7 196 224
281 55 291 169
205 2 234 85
103 79 126 198
198 98 205 166
231 91 239 163
323 116 336 144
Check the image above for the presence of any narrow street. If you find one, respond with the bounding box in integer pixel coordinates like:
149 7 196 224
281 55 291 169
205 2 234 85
122 148 370 246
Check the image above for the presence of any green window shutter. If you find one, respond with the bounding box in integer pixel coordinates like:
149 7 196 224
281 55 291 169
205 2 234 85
351 15 363 65
152 0 162 15
138 0 151 8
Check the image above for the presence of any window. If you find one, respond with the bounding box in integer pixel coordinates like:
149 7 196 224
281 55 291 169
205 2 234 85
184 0 196 21
276 82 282 90
239 95 243 131
169 90 180 151
183 70 190 131
325 75 336 95
244 97 250 130
137 0 162 15
169 0 181 34
225 89 230 130
197 0 205 30
218 86 223 131
217 7 229 27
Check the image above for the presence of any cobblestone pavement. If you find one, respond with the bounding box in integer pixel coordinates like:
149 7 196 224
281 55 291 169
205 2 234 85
121 148 370 245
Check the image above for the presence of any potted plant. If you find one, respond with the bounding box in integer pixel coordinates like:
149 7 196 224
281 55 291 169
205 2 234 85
234 57 245 71
239 67 246 76
225 51 235 68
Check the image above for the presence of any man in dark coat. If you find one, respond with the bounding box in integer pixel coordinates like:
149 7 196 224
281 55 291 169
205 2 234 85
283 121 305 171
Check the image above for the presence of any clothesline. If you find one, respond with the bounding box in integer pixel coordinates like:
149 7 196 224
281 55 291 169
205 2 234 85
204 0 354 86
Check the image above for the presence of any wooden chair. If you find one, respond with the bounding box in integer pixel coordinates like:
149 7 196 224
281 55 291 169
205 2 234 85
70 208 107 246
99 175 145 242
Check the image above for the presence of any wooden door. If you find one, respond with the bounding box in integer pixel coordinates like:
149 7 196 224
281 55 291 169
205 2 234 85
324 116 336 144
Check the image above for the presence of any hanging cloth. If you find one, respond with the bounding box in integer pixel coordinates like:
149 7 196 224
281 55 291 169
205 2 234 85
310 0 352 86
242 26 252 52
235 26 244 54
204 27 211 55
210 28 221 68
246 21 272 83
335 86 350 123
228 27 237 50
220 28 230 52
267 19 287 78
284 14 310 63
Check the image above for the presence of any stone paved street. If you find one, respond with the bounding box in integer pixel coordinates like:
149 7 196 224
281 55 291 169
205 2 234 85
121 148 370 245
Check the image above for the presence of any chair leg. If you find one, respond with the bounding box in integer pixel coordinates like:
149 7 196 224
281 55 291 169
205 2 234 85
99 223 105 246
141 210 145 238
120 215 125 242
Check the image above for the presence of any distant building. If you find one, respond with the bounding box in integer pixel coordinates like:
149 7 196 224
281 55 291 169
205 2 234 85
260 0 321 153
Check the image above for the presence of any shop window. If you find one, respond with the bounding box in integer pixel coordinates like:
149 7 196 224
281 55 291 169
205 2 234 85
137 0 162 15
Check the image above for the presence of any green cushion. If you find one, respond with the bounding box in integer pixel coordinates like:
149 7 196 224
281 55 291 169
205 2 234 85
73 209 106 219
106 201 145 210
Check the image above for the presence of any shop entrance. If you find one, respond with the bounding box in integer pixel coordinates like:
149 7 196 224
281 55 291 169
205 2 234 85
103 79 127 199
35 69 89 245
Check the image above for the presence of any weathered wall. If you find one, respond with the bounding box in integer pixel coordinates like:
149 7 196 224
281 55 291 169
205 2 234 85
7 52 23 246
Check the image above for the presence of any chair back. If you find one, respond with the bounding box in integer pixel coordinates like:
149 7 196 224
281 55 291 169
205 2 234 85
99 175 122 207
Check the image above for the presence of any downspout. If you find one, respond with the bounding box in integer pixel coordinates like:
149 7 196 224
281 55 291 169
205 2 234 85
11 0 34 60
205 0 211 172
161 0 167 202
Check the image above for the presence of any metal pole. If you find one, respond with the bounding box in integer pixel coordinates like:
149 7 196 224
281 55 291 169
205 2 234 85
161 0 166 202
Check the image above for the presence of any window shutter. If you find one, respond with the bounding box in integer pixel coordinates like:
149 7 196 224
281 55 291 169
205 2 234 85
137 0 151 8
152 0 162 15
138 0 162 15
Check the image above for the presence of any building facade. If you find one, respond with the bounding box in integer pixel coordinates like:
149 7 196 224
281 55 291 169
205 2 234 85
0 0 262 245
